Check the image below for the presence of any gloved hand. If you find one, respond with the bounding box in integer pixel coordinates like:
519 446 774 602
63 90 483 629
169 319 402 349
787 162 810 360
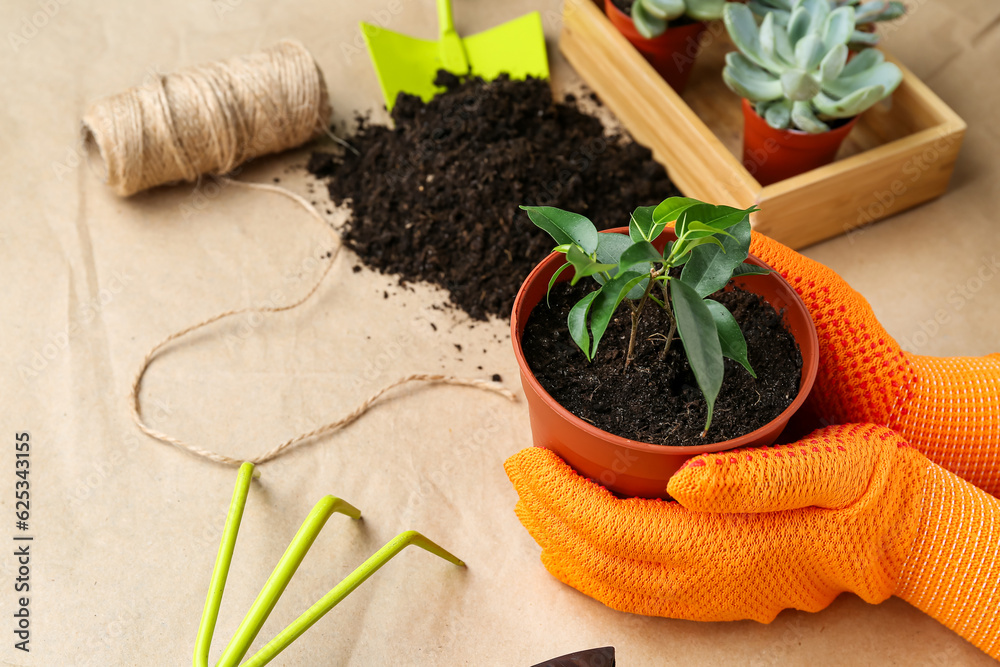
505 425 1000 658
749 233 1000 496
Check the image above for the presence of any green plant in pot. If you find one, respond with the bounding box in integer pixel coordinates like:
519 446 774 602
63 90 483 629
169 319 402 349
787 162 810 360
723 0 903 184
749 0 906 47
510 196 819 499
604 0 726 92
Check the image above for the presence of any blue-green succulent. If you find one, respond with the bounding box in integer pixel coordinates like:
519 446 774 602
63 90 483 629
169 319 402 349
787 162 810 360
749 0 905 46
630 0 726 39
722 0 903 133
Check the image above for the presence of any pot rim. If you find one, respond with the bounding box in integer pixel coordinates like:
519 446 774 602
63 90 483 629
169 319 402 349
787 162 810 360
510 226 819 455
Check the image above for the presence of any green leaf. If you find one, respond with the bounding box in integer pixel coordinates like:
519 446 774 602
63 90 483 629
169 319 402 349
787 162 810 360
520 205 598 254
675 234 727 260
546 262 571 306
568 291 599 360
619 241 663 273
724 3 773 70
676 203 756 239
588 271 647 357
722 52 784 102
629 205 664 242
794 34 825 71
761 99 792 129
731 262 771 277
652 197 702 227
671 279 724 433
780 69 821 102
680 218 753 297
596 231 632 265
790 100 830 133
705 299 756 378
840 47 883 77
687 220 738 241
759 13 790 66
644 0 686 20
822 61 902 100
595 232 648 298
822 6 855 51
819 43 847 84
686 0 725 21
566 245 616 285
786 6 811 44
632 0 667 38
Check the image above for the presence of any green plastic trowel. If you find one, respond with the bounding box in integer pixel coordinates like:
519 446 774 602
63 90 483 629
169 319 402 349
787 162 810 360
362 0 549 111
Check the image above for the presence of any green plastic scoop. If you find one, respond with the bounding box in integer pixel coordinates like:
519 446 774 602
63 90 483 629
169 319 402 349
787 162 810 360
361 0 549 111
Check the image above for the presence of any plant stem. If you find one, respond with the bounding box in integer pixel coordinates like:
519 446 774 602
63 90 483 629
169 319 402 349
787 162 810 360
659 279 676 360
625 270 658 370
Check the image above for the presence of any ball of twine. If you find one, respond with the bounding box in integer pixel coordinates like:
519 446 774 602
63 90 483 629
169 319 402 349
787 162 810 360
81 39 331 196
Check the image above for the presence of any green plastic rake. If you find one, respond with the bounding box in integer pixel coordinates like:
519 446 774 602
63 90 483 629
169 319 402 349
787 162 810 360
193 462 464 666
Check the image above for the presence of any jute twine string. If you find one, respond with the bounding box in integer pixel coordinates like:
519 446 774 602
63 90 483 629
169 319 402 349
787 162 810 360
81 40 333 196
80 42 517 466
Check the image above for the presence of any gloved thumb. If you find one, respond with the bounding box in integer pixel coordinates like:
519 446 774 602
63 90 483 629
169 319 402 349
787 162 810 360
666 424 907 513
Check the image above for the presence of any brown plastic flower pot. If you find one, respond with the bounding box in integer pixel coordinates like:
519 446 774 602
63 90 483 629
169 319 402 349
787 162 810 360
604 0 706 94
741 98 859 186
511 227 819 499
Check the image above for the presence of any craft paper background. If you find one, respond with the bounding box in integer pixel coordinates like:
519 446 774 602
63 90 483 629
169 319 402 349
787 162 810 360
0 0 998 664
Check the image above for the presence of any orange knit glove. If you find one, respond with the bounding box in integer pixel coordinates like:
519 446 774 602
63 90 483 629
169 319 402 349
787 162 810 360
505 425 1000 658
749 233 1000 496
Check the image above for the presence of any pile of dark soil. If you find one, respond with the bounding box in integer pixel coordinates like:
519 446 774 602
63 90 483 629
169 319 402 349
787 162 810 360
521 281 803 446
307 72 679 320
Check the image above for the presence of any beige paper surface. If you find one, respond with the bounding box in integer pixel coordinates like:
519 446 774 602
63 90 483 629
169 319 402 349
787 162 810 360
1 0 999 664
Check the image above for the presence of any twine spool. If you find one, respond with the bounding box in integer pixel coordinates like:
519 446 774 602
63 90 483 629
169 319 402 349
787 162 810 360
84 42 518 465
81 39 331 196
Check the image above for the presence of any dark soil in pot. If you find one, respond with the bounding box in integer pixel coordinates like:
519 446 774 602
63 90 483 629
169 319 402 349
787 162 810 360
521 279 803 446
307 72 679 321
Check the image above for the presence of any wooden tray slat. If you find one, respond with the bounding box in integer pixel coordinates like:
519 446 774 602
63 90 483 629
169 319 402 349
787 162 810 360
560 0 966 249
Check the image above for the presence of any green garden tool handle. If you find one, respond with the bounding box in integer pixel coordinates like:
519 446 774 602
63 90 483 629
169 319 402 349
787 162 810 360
436 0 469 74
215 494 361 667
194 462 257 667
437 0 457 38
241 531 465 667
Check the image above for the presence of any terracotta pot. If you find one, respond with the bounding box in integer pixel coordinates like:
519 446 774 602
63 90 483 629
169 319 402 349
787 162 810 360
741 98 859 186
604 0 707 93
511 227 819 499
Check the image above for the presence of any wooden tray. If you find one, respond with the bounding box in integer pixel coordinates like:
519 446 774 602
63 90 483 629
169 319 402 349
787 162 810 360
560 0 967 249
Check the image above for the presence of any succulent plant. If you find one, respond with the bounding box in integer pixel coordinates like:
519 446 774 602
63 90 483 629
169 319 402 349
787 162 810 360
722 0 903 133
630 0 727 39
749 0 906 46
